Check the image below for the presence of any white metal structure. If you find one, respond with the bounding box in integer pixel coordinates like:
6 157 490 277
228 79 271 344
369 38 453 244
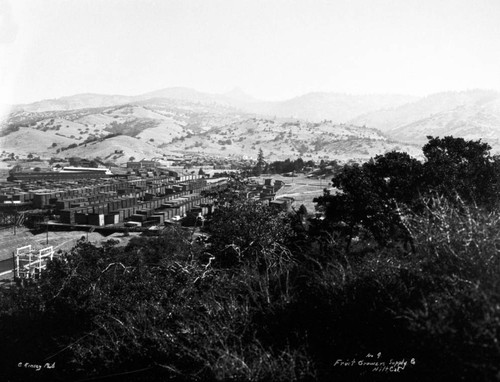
15 245 54 279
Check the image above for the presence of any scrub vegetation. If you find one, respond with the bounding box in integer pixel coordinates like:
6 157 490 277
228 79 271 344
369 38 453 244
1 136 500 381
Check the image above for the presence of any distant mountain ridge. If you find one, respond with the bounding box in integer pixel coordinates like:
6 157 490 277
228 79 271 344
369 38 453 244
12 93 135 113
3 87 500 164
350 89 500 146
0 95 421 163
11 87 417 120
243 92 418 122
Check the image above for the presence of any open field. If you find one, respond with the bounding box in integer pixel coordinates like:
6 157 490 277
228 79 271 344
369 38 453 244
266 173 335 213
0 227 103 262
0 228 143 280
0 227 143 262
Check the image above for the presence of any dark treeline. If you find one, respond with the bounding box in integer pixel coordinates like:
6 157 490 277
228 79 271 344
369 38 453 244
266 158 314 174
255 156 341 175
1 136 500 381
314 136 500 249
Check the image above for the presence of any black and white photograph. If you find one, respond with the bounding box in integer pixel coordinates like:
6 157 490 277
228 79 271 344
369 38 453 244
1 0 500 380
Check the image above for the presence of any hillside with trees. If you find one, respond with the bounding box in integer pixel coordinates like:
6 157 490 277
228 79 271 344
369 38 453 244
1 136 500 381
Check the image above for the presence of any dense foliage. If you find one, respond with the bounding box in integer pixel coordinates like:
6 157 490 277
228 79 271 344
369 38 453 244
1 136 500 381
314 136 500 248
266 158 315 174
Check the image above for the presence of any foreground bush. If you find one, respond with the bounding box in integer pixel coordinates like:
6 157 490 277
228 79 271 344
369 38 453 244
1 197 500 381
0 227 313 381
280 196 500 381
403 197 500 380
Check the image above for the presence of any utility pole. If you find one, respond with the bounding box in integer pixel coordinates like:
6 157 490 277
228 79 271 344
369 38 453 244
13 207 17 236
12 250 16 281
44 216 49 244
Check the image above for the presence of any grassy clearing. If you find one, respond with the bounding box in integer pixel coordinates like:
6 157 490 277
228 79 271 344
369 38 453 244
261 174 333 212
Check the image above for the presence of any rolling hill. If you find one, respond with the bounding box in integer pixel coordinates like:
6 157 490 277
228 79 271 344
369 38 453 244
11 93 135 113
5 87 500 164
164 117 421 162
10 87 416 120
241 92 418 122
0 95 421 163
350 89 500 147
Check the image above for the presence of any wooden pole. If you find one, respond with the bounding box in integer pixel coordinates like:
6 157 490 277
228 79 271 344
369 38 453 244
14 251 18 279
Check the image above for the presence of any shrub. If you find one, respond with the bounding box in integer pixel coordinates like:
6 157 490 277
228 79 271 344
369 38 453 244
284 196 500 381
2 165 500 381
403 197 500 376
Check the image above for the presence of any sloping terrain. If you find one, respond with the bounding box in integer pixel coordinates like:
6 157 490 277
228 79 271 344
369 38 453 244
11 93 135 113
67 135 164 163
243 92 417 122
350 90 500 149
11 87 416 121
0 99 250 161
351 90 499 131
14 87 500 163
0 100 421 163
161 118 421 161
389 100 500 146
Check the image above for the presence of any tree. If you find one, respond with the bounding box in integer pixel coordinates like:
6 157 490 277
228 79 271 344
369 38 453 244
422 136 499 207
293 157 304 172
207 199 293 267
8 164 22 175
268 158 307 174
315 151 424 248
315 137 500 250
362 151 424 204
297 204 308 216
254 148 265 176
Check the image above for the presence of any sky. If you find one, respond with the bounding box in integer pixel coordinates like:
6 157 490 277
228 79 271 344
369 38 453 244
1 0 500 107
